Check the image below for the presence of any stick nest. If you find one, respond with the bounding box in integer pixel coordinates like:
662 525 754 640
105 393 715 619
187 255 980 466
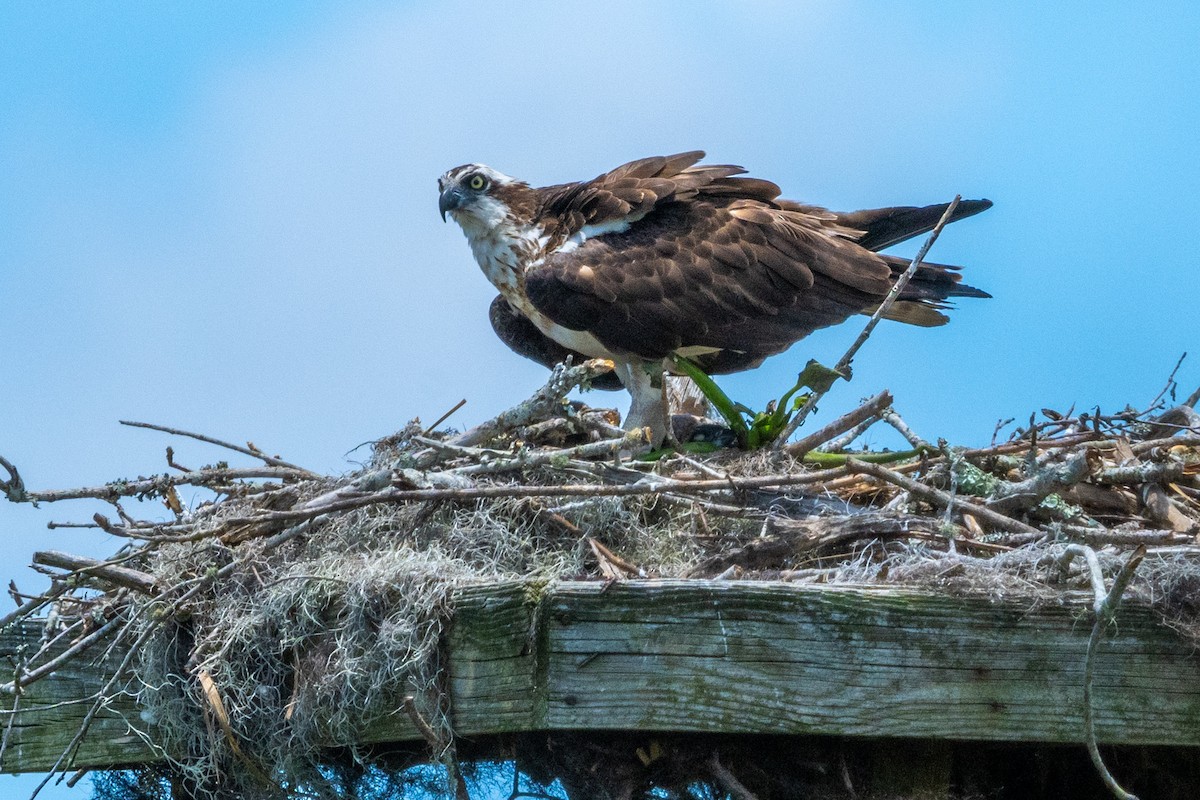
2 359 1199 799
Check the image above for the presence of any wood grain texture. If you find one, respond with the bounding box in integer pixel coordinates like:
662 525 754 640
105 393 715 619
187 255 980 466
4 580 1199 774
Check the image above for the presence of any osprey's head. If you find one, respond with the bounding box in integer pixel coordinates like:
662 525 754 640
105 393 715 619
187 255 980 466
438 164 532 233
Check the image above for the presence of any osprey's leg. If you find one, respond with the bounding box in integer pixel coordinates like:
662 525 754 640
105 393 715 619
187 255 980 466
615 360 671 446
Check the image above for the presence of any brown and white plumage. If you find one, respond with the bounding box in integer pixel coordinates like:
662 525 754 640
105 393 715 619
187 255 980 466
439 151 991 443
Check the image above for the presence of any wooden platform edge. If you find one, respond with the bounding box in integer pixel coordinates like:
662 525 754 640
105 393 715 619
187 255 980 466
3 579 1199 774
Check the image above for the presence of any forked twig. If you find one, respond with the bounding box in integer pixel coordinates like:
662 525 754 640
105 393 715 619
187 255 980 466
445 358 614 449
32 551 158 595
0 580 69 631
1145 351 1186 412
784 391 893 456
0 455 27 503
119 420 317 475
13 465 310 505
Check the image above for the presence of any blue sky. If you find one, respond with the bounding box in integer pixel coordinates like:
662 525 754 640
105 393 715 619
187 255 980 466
2 2 1198 796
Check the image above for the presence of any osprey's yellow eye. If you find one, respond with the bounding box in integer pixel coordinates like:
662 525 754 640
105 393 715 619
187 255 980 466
468 174 487 190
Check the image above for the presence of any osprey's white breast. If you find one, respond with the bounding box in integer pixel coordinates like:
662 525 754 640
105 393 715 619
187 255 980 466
459 218 616 360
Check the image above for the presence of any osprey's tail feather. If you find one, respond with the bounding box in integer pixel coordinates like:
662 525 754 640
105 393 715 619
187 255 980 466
839 198 992 327
868 255 992 328
838 199 993 252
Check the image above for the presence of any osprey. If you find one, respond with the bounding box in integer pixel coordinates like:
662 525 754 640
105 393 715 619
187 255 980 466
439 151 990 443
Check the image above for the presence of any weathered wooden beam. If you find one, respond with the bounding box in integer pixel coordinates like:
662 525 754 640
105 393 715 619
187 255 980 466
3 580 1199 775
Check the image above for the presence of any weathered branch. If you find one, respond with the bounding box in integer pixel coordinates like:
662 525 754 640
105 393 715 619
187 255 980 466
1142 405 1200 440
0 581 69 632
17 465 309 505
1054 526 1191 547
688 512 996 576
1131 433 1200 455
31 551 157 595
211 468 868 535
822 415 883 453
986 452 1092 514
446 358 615 448
404 696 470 800
1185 384 1200 410
1060 545 1145 800
1094 460 1185 486
415 429 650 476
880 407 929 448
784 391 893 457
1 618 121 695
119 420 316 475
0 455 27 503
844 458 1039 535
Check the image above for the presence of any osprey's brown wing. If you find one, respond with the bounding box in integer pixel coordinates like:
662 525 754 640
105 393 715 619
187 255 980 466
534 151 781 246
499 152 988 373
526 156 913 362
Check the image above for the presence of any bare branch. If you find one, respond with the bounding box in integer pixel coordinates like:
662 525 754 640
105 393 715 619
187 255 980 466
0 581 69 632
0 455 27 503
21 465 309 505
880 407 929 448
422 398 467 436
1054 526 1191 547
1185 384 1200 410
404 696 470 800
784 391 893 457
774 196 962 447
822 415 883 453
986 452 1092 515
446 358 615 449
415 429 650 476
1142 405 1200 441
119 419 317 475
32 551 157 595
1094 460 1185 486
210 467 874 536
844 458 1039 535
1061 545 1145 800
1 617 121 695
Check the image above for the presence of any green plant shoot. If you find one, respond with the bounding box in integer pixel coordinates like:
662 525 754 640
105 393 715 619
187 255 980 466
672 357 845 449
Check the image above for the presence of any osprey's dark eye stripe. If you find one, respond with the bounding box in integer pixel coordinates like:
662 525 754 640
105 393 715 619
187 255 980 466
468 174 487 190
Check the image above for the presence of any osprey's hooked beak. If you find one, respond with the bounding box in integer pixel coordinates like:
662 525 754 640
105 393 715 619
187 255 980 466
439 186 466 221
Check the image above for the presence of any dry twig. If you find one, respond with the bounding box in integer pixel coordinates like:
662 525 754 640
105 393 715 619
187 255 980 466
845 458 1039 534
120 419 316 475
32 551 157 595
447 358 614 448
774 196 962 447
1060 545 1145 800
784 391 893 457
